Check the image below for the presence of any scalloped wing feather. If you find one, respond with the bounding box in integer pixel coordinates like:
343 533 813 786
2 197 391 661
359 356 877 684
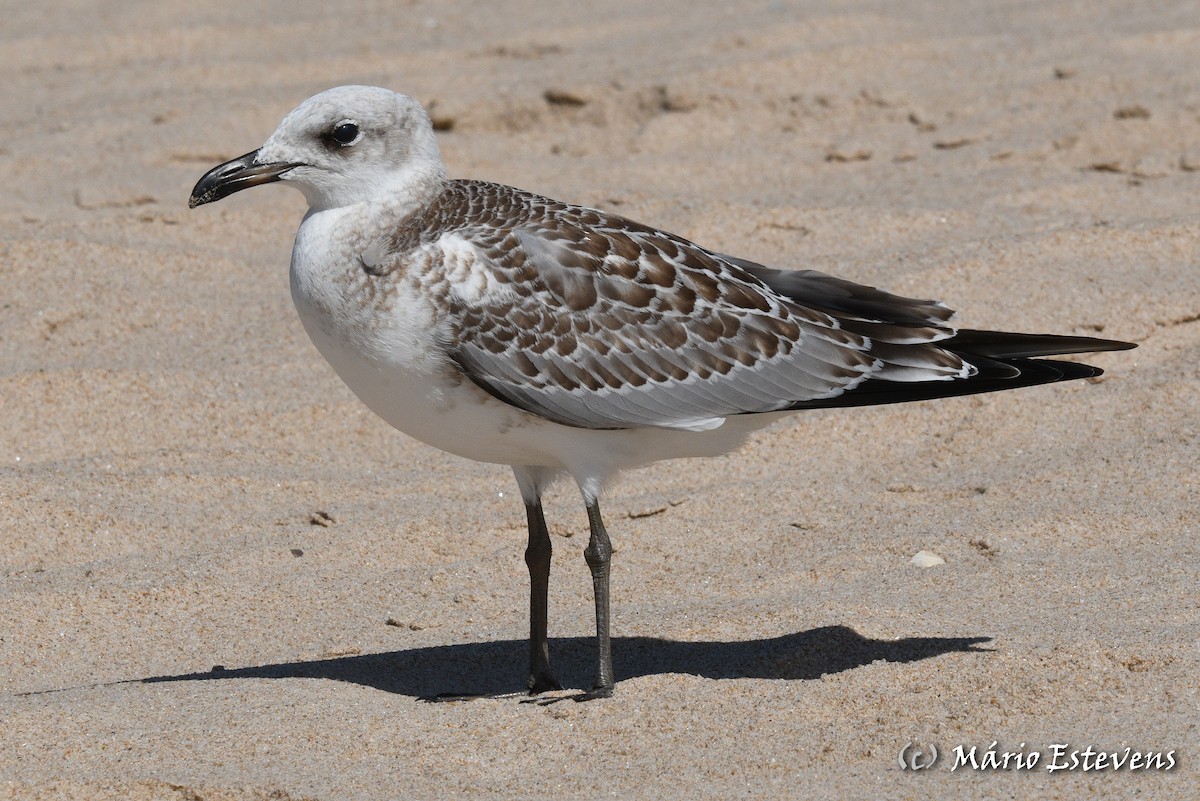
385 180 971 430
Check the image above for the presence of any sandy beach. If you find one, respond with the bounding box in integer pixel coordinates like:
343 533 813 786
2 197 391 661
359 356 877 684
2 1 1197 798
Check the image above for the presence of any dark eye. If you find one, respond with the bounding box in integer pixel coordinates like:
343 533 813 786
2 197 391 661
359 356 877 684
330 120 361 146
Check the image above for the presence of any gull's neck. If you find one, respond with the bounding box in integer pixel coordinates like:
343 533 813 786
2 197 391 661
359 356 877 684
302 155 448 218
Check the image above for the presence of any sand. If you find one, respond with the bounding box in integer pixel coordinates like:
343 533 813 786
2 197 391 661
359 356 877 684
1 1 1197 799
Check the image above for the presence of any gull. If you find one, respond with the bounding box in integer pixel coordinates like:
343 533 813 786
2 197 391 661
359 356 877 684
189 85 1134 700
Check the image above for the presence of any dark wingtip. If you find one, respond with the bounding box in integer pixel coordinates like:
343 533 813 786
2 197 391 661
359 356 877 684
785 356 1110 411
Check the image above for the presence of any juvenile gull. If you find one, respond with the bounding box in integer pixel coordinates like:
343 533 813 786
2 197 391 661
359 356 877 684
190 85 1134 699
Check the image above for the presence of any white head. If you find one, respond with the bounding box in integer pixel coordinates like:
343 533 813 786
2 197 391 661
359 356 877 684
190 86 447 213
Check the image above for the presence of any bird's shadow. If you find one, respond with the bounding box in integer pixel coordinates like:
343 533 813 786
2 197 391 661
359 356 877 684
136 625 991 698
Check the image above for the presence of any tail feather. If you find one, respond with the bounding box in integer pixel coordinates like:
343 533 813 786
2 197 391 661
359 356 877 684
946 329 1135 359
733 260 1137 412
785 330 1134 411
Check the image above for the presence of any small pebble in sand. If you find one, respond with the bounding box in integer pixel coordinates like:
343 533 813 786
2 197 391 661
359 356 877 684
309 510 336 527
970 538 998 557
933 136 979 150
543 88 588 107
628 505 668 519
907 110 937 132
1113 105 1150 120
826 148 872 163
911 550 946 567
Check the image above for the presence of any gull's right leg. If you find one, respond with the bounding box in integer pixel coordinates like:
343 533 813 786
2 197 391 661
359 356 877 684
578 496 614 700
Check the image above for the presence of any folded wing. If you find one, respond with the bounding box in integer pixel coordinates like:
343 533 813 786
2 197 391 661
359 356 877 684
432 182 1003 431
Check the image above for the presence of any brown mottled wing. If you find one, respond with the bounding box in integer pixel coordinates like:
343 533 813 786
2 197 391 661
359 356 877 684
717 256 957 343
423 181 967 431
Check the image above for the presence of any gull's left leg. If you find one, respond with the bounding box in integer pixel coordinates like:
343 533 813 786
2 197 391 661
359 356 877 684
513 466 562 694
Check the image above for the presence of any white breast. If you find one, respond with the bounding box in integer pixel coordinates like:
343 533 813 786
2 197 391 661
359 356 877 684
287 207 556 466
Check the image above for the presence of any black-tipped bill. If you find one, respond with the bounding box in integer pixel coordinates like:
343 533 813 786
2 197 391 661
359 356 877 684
188 150 300 208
